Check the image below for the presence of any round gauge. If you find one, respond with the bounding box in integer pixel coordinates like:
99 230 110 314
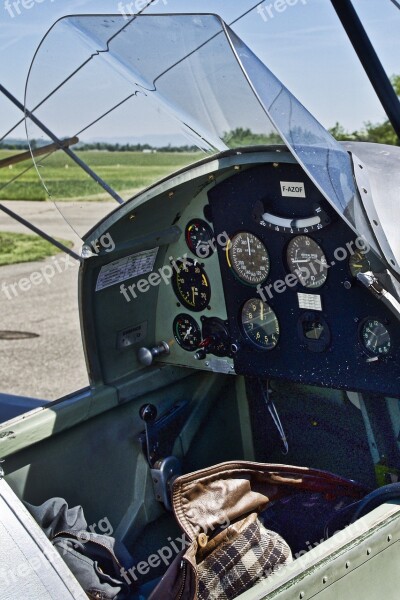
227 232 270 285
185 219 214 259
361 319 391 357
172 259 211 312
241 298 279 350
286 235 328 289
173 314 202 351
349 250 370 277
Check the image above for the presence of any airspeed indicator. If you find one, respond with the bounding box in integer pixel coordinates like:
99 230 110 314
227 232 270 285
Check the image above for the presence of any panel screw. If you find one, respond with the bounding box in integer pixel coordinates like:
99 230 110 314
345 561 350 569
366 548 371 555
322 576 328 584
299 593 305 599
388 534 392 542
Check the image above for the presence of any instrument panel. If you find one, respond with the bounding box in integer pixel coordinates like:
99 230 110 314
88 148 400 397
152 154 400 396
204 160 400 396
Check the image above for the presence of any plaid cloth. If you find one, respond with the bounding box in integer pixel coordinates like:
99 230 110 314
197 517 292 600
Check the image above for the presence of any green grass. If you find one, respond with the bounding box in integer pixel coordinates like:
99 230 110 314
0 150 202 201
0 232 73 266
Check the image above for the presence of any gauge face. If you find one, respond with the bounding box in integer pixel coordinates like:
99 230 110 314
172 259 211 312
349 250 370 277
185 219 214 258
254 202 330 234
361 319 391 357
286 235 328 289
241 298 279 350
173 314 201 351
227 232 270 285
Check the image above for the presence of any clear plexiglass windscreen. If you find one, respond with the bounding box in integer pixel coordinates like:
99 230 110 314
24 13 375 258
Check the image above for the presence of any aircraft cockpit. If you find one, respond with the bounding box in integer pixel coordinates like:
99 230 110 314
1 9 400 600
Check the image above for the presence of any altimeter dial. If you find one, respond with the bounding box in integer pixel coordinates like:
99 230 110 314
286 235 328 289
241 298 279 350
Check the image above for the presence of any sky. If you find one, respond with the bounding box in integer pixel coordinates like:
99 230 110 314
0 0 399 142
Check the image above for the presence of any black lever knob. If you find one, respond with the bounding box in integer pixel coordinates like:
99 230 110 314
139 403 158 423
194 348 207 360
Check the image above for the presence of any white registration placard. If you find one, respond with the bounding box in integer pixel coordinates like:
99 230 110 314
297 293 322 311
280 181 306 198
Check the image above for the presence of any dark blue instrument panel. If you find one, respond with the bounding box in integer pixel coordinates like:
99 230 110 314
208 162 400 397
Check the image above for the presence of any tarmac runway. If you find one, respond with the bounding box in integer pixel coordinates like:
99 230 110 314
0 201 115 401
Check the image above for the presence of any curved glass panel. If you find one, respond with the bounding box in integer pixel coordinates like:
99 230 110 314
23 13 400 274
24 14 283 239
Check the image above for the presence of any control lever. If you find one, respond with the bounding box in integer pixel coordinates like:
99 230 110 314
139 402 185 510
137 341 170 366
139 403 158 466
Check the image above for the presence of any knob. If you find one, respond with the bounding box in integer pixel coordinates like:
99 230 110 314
137 341 170 366
194 348 207 360
139 403 158 423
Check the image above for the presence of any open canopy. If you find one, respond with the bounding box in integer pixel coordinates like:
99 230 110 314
22 13 400 274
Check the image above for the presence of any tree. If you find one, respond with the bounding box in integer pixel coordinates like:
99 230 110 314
330 75 400 146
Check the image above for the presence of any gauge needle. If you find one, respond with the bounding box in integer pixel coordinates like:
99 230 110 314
184 326 192 340
247 236 251 255
192 287 196 304
261 302 264 322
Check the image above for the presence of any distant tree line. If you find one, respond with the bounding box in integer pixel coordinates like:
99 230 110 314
1 76 399 152
75 142 200 153
0 139 200 153
329 75 400 146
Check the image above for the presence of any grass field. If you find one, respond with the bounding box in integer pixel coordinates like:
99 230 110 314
0 150 202 201
0 232 73 266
